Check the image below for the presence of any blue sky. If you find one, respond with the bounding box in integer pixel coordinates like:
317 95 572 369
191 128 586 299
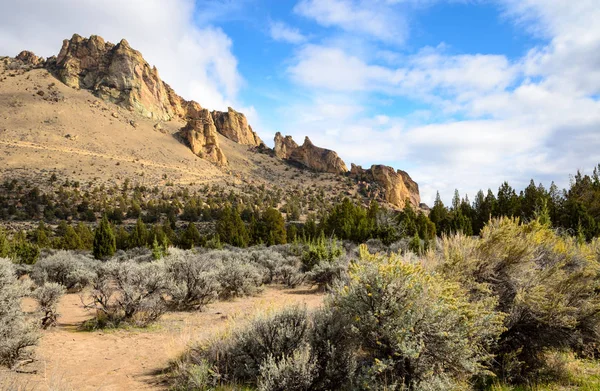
1 0 599 204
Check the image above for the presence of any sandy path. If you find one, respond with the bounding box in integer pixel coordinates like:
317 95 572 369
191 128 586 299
9 287 323 391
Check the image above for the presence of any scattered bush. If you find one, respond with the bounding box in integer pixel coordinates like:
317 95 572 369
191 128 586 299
258 344 316 391
0 258 38 369
164 249 220 310
32 282 65 329
30 250 96 292
84 260 169 328
215 256 264 299
191 306 309 385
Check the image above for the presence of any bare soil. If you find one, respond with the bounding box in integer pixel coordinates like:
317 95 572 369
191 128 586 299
8 286 323 391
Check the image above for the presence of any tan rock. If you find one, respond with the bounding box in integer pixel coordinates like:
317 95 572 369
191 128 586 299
274 131 299 159
350 164 420 208
275 134 347 174
54 34 186 121
15 51 45 67
211 107 263 146
179 109 227 166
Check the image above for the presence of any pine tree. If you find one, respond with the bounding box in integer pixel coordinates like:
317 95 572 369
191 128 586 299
128 218 149 248
93 215 116 260
179 222 201 249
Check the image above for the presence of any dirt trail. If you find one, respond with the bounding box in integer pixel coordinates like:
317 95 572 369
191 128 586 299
10 287 323 391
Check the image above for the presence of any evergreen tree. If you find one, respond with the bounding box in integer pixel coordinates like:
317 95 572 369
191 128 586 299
31 221 51 248
93 215 116 260
179 222 201 249
216 206 249 247
261 207 287 245
429 192 449 235
60 224 83 250
128 218 149 248
75 222 94 250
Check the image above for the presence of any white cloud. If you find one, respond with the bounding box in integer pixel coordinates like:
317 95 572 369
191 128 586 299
280 0 600 204
0 0 243 111
269 21 307 44
294 0 409 44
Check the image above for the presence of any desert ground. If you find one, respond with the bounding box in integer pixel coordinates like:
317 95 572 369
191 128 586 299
4 286 323 391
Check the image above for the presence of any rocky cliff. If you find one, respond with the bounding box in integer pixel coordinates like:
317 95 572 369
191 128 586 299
350 164 420 208
273 133 347 174
274 132 299 159
26 34 266 164
53 34 187 121
211 108 263 146
179 108 227 166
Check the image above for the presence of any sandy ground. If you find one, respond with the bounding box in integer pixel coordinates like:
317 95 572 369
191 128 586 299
5 286 324 391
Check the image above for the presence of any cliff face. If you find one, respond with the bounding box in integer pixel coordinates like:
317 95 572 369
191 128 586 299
43 34 265 164
180 109 227 166
211 107 263 146
273 133 347 174
54 34 186 121
274 132 299 159
350 164 421 209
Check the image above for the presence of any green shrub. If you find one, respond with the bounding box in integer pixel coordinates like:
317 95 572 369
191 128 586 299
301 234 343 272
93 215 116 260
435 218 600 382
330 244 505 390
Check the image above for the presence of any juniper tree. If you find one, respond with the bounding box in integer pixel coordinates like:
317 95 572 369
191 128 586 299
93 215 116 260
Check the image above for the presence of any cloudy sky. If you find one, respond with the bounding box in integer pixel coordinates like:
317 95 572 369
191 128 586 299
1 0 599 204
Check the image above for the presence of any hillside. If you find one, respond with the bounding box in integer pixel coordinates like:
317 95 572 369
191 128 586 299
0 34 421 212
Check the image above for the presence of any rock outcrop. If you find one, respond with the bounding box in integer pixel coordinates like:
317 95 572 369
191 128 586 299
45 34 264 163
273 134 347 174
54 34 186 121
211 108 263 146
15 51 45 68
179 109 227 166
350 164 420 208
274 132 299 159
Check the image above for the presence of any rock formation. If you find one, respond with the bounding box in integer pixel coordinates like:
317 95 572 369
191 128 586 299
211 108 263 146
179 109 227 166
273 133 347 174
44 34 264 163
53 34 187 121
350 164 420 208
274 132 299 159
15 51 45 68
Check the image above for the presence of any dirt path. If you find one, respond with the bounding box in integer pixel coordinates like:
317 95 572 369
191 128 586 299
9 287 323 391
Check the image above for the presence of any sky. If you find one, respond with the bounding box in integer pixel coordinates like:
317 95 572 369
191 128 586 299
1 0 599 205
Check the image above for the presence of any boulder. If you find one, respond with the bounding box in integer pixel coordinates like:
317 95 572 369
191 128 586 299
179 109 227 166
211 107 263 146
